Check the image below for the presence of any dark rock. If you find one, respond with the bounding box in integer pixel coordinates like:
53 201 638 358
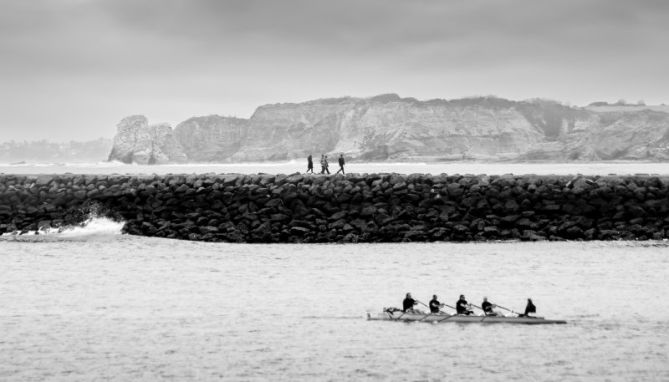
329 211 348 220
290 226 310 234
1 173 666 243
270 213 289 222
521 230 545 241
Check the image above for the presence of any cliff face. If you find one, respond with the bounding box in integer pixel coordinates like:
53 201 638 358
233 97 361 161
573 111 669 160
174 116 249 162
108 115 186 164
108 95 669 163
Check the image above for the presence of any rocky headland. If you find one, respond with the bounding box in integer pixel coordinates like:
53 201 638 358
108 95 669 164
2 173 668 242
107 115 187 164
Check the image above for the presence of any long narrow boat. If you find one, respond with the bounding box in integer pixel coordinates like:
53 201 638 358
367 309 567 325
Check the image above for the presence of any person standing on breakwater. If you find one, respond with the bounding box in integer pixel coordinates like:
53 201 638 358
403 293 417 313
321 155 330 174
335 153 345 175
306 154 314 173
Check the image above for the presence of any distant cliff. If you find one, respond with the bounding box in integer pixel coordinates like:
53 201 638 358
108 95 669 163
174 116 249 162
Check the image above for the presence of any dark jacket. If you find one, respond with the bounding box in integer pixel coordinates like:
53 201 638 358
456 299 469 314
403 297 416 312
482 301 493 313
338 156 345 166
524 300 536 315
429 299 441 313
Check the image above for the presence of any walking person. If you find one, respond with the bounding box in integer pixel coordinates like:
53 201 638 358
335 153 345 175
306 154 314 173
322 155 330 174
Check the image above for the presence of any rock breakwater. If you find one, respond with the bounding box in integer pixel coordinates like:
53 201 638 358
1 173 668 242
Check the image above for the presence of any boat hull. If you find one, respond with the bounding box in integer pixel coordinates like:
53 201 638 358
367 310 566 325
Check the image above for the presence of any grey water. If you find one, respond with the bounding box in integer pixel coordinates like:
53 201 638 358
1 230 668 381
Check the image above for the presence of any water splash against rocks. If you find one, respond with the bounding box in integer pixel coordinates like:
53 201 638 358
1 215 124 241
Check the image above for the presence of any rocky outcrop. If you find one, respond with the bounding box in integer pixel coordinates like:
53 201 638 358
173 116 249 161
108 115 187 164
107 95 669 163
570 110 669 160
2 173 669 242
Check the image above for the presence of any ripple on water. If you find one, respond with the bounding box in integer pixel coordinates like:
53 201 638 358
0 238 668 380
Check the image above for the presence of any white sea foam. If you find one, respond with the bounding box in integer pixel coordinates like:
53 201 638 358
1 216 124 241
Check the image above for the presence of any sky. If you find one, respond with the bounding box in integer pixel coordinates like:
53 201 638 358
0 0 668 141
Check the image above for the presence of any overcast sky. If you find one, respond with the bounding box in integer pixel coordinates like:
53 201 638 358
1 0 667 141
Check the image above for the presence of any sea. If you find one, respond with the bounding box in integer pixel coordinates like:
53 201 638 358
1 162 669 381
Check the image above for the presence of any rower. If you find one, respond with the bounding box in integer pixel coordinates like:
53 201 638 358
519 298 536 317
455 294 474 315
429 295 444 313
403 293 418 313
481 297 498 316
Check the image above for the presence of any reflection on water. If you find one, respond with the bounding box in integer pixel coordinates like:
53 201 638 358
1 238 668 380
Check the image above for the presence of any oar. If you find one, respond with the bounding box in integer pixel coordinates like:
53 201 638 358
495 304 521 316
470 303 484 312
413 300 438 321
470 303 494 316
418 300 455 314
415 300 431 311
441 303 457 311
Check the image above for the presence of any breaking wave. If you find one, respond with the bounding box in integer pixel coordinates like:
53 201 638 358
0 215 125 242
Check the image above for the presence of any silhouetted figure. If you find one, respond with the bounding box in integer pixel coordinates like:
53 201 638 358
455 294 474 315
306 154 314 173
481 297 498 316
429 294 444 313
403 293 417 313
335 154 345 175
520 298 536 317
321 155 330 174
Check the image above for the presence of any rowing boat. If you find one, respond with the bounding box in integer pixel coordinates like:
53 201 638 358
367 309 567 325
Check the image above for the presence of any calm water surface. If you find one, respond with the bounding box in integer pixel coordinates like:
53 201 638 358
1 234 668 381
